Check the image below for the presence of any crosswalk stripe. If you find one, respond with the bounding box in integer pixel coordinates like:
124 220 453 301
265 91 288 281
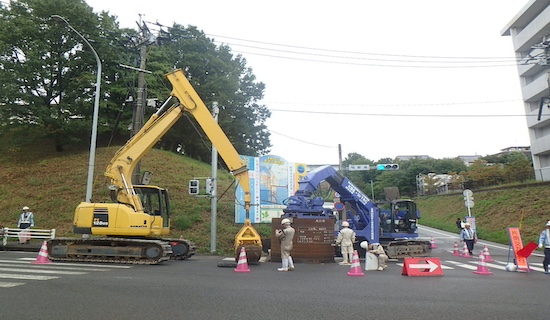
444 261 478 270
0 267 86 275
5 259 133 268
0 263 108 272
0 282 24 288
0 273 58 280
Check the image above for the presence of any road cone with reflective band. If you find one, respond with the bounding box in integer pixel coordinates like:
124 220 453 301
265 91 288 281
234 247 250 273
347 250 364 277
473 251 493 275
452 241 461 256
461 242 471 258
32 241 51 264
482 245 494 262
430 237 438 249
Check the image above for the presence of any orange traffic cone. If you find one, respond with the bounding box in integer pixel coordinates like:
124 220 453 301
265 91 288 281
482 245 494 262
473 251 493 275
234 247 250 273
32 241 51 264
347 250 364 277
461 242 472 258
430 237 438 249
452 241 461 256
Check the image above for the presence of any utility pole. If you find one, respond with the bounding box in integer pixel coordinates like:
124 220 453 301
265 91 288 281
210 102 219 253
131 15 152 184
338 144 343 173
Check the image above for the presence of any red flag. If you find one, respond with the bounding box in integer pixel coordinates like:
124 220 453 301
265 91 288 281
517 241 538 258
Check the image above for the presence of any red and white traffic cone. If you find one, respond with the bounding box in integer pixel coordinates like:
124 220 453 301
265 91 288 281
32 241 52 264
461 242 472 258
482 245 494 262
473 251 493 275
234 247 250 273
430 237 438 249
452 241 461 256
347 250 364 277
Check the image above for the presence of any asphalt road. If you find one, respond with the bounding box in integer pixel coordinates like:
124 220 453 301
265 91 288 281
0 226 548 320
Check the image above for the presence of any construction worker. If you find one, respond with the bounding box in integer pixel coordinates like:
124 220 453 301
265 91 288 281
17 206 34 244
538 220 550 274
368 242 389 271
336 221 356 265
17 206 34 229
275 218 295 272
460 222 476 255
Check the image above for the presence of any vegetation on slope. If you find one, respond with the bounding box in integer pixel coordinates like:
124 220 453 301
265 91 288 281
1 128 548 254
416 184 550 245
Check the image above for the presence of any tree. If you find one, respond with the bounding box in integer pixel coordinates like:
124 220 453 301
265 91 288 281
143 24 270 161
0 0 130 151
0 1 271 160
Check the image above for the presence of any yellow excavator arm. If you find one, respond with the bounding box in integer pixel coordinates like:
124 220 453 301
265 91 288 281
165 70 251 212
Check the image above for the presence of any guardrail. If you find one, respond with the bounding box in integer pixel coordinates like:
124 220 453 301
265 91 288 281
1 227 56 246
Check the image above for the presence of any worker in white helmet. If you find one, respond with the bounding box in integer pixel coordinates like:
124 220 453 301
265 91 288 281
335 221 356 265
275 218 295 271
17 206 34 244
367 242 388 271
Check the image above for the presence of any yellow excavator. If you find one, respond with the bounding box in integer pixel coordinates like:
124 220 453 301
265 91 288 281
47 69 263 264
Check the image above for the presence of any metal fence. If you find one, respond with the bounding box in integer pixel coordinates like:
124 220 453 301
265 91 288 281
1 227 56 247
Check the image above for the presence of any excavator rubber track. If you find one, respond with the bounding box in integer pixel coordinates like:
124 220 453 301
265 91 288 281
384 239 432 259
162 237 197 260
47 238 173 265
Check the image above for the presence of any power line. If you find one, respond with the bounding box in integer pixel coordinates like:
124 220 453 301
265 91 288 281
264 99 521 108
268 108 530 118
207 33 518 61
269 130 337 148
207 33 521 68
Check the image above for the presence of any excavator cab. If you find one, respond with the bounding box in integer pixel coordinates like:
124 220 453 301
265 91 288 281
134 186 170 226
379 199 419 240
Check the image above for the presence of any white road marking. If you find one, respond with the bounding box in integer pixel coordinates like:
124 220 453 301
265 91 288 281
0 273 58 280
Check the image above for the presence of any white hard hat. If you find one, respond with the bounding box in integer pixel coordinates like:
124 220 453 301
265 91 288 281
464 222 470 226
341 221 349 227
360 241 369 249
545 220 550 227
22 206 29 210
281 218 291 225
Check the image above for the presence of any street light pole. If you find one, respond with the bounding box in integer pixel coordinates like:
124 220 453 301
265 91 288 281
51 15 102 203
369 180 375 201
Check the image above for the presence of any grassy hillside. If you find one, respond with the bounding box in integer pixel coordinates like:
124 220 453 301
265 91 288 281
0 128 271 255
1 128 548 254
415 184 550 244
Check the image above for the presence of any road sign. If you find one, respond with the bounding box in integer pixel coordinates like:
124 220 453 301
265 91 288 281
464 200 475 208
334 202 344 211
463 189 473 197
348 164 370 171
401 258 443 277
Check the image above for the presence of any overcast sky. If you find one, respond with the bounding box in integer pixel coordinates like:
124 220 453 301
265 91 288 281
85 0 531 165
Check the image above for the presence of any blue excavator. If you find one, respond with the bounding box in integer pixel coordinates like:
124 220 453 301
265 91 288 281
282 165 431 258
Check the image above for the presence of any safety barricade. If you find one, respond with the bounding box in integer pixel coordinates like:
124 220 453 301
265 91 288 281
2 227 56 247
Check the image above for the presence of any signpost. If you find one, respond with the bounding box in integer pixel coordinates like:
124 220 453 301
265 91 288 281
463 189 474 217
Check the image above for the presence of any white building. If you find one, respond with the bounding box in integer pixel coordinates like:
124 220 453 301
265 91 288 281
501 0 550 181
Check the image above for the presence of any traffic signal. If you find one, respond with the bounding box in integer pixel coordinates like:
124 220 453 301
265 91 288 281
205 178 213 195
188 179 200 195
376 164 399 171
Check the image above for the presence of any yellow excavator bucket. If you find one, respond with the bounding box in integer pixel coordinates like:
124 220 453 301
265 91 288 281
234 218 263 263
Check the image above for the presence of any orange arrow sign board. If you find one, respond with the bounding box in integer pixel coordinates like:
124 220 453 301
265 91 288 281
402 258 443 277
